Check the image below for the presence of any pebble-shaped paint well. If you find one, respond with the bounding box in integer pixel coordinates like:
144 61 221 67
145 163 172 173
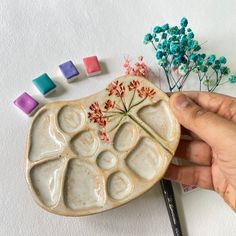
30 159 64 207
29 111 63 162
138 101 174 141
71 130 99 157
58 105 85 133
113 122 138 152
96 151 117 170
126 138 161 180
107 171 133 200
64 159 106 210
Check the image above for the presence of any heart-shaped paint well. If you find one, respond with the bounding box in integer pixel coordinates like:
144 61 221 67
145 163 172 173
25 75 180 216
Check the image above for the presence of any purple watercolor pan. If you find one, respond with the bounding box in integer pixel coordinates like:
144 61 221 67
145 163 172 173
59 60 79 82
14 92 39 116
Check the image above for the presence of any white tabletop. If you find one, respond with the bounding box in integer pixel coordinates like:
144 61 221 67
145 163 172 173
0 0 236 235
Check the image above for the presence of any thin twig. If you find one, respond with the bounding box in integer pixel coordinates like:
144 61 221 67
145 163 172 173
151 41 157 50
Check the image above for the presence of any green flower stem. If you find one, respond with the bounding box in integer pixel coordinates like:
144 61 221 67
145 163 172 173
176 75 184 89
105 114 118 118
206 75 210 92
169 70 178 87
103 110 124 115
198 71 207 91
171 74 184 91
128 96 148 111
151 41 157 50
121 97 128 112
167 63 177 88
219 81 228 86
197 72 202 91
210 71 222 92
128 90 136 110
114 107 124 112
181 69 192 87
200 72 207 81
128 113 173 155
166 66 183 92
114 103 126 113
209 71 219 91
178 67 196 90
164 69 173 92
208 69 216 78
108 115 125 132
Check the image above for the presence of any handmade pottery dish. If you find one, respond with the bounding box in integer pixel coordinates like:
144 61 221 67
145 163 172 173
25 75 180 216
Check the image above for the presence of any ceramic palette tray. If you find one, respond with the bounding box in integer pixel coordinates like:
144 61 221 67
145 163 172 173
25 75 180 216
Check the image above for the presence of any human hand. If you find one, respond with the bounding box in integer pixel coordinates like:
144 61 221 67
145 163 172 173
164 92 236 211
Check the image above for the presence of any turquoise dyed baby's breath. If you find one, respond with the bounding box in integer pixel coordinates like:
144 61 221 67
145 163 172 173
143 17 235 92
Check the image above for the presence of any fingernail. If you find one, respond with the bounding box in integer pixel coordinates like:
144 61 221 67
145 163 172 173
173 94 190 110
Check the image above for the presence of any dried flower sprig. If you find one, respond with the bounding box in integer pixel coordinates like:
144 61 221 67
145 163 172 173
123 56 150 80
88 79 164 149
144 17 236 92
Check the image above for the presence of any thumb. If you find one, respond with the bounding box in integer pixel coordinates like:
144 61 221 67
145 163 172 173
169 93 236 148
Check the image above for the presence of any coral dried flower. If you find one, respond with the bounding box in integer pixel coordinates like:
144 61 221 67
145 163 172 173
89 102 101 113
88 102 106 127
106 81 119 96
118 82 126 97
104 99 115 110
98 130 110 143
88 112 106 127
98 117 107 127
138 87 156 98
137 87 146 98
107 81 126 98
128 80 140 91
145 88 156 98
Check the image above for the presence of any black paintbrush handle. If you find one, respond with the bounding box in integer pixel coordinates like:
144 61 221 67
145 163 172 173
160 179 183 236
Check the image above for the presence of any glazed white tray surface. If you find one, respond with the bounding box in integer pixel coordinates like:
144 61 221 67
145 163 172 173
25 75 180 216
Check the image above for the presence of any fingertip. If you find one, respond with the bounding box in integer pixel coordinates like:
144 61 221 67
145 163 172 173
169 93 191 119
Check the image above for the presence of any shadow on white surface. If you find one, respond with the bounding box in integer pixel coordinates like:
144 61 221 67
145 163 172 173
47 79 67 98
75 64 87 82
69 184 171 236
25 184 175 236
99 61 109 76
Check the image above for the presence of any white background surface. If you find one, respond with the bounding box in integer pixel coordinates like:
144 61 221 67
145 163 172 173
0 0 236 235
